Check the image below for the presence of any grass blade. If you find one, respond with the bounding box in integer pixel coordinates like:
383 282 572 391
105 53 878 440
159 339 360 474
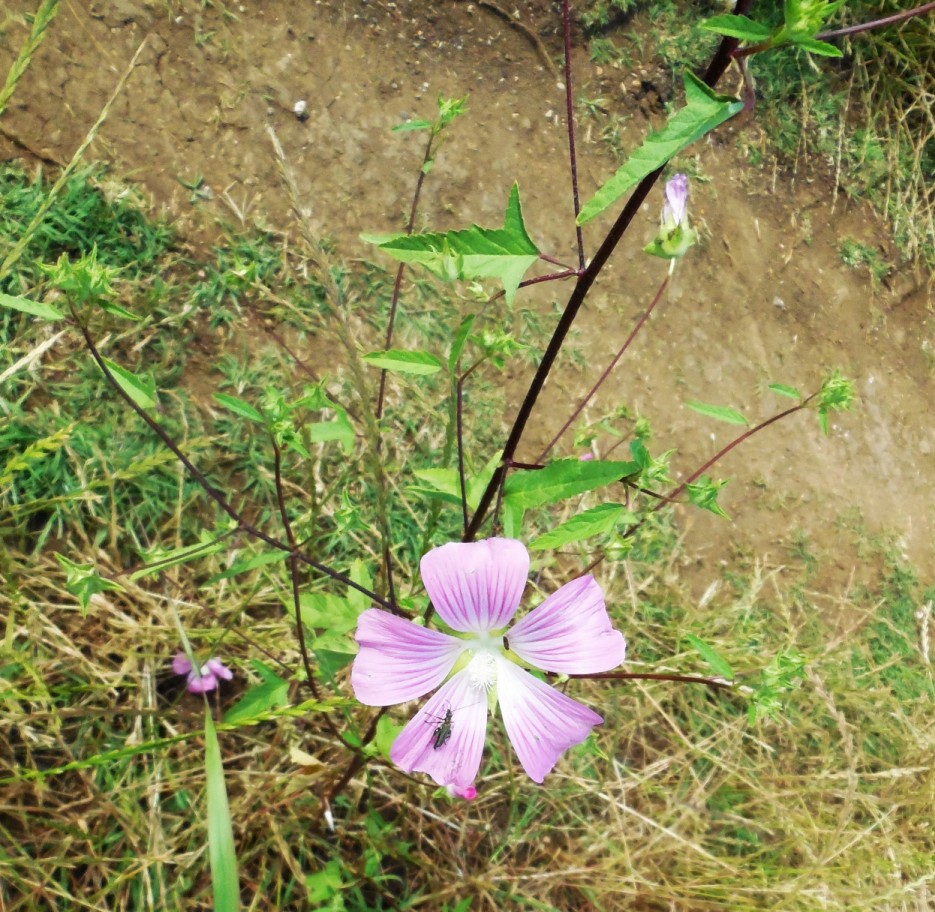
204 711 241 912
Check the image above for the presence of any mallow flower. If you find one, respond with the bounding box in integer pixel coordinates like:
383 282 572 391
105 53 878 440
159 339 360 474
645 172 696 260
172 653 233 694
352 539 626 791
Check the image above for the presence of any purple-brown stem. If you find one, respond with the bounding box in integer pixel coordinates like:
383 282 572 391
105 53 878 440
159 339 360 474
463 0 754 543
652 399 813 513
571 671 733 691
536 274 670 463
561 0 586 271
817 1 935 40
456 373 469 536
375 132 435 421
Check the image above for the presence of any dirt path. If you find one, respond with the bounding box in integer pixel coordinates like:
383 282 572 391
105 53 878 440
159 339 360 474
2 0 932 588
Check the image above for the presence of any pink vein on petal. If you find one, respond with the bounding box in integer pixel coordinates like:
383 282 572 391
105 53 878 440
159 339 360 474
351 608 464 706
496 657 602 784
390 668 488 789
508 575 626 674
420 538 529 633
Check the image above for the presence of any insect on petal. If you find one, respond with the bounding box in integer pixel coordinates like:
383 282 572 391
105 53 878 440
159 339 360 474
391 668 488 790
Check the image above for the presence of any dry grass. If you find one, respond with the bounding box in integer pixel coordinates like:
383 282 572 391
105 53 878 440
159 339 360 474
2 542 933 911
848 3 935 268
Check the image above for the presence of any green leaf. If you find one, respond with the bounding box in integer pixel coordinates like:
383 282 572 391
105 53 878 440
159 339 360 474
503 459 637 510
408 484 463 508
467 452 500 511
98 300 140 321
203 550 285 586
0 292 64 321
578 73 743 224
412 468 463 501
101 357 156 409
294 592 359 636
213 392 264 423
204 711 241 912
683 633 734 680
308 412 355 453
686 475 730 518
529 503 637 550
768 383 801 400
685 400 749 426
347 560 373 615
362 349 444 375
793 36 842 57
362 184 540 304
54 554 124 615
700 14 772 41
223 661 289 725
132 531 230 581
374 714 403 761
448 313 476 370
501 498 525 538
392 119 433 132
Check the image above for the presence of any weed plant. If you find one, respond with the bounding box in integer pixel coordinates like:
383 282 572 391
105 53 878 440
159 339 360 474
2 3 934 911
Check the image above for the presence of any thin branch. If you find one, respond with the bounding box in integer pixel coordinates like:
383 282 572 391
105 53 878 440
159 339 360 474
537 274 669 462
817 1 935 40
272 440 320 697
456 374 469 537
376 131 436 421
652 398 814 513
74 316 400 613
463 0 754 542
561 0 586 270
570 671 734 691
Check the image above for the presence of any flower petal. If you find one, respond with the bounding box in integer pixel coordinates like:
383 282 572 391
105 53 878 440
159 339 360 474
186 671 217 694
391 669 488 789
507 575 626 674
172 653 193 675
496 657 602 783
351 608 464 706
421 538 529 633
204 658 233 681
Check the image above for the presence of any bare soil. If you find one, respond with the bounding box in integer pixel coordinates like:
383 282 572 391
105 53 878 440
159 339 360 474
2 0 932 591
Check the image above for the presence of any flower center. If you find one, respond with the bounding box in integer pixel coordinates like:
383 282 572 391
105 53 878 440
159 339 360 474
466 652 497 693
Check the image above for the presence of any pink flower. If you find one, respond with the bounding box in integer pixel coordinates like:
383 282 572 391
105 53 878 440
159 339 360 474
662 173 689 227
172 653 233 694
351 539 626 791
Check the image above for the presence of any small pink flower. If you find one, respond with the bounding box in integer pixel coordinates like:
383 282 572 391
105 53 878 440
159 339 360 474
662 173 689 227
173 653 233 694
351 539 626 791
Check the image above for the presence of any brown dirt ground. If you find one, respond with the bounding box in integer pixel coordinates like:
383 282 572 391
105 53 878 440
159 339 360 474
2 0 933 594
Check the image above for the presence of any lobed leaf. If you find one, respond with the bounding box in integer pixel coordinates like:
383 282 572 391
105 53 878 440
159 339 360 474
362 184 540 304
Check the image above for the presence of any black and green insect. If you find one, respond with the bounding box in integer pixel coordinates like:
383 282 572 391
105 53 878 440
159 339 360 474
426 707 454 750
